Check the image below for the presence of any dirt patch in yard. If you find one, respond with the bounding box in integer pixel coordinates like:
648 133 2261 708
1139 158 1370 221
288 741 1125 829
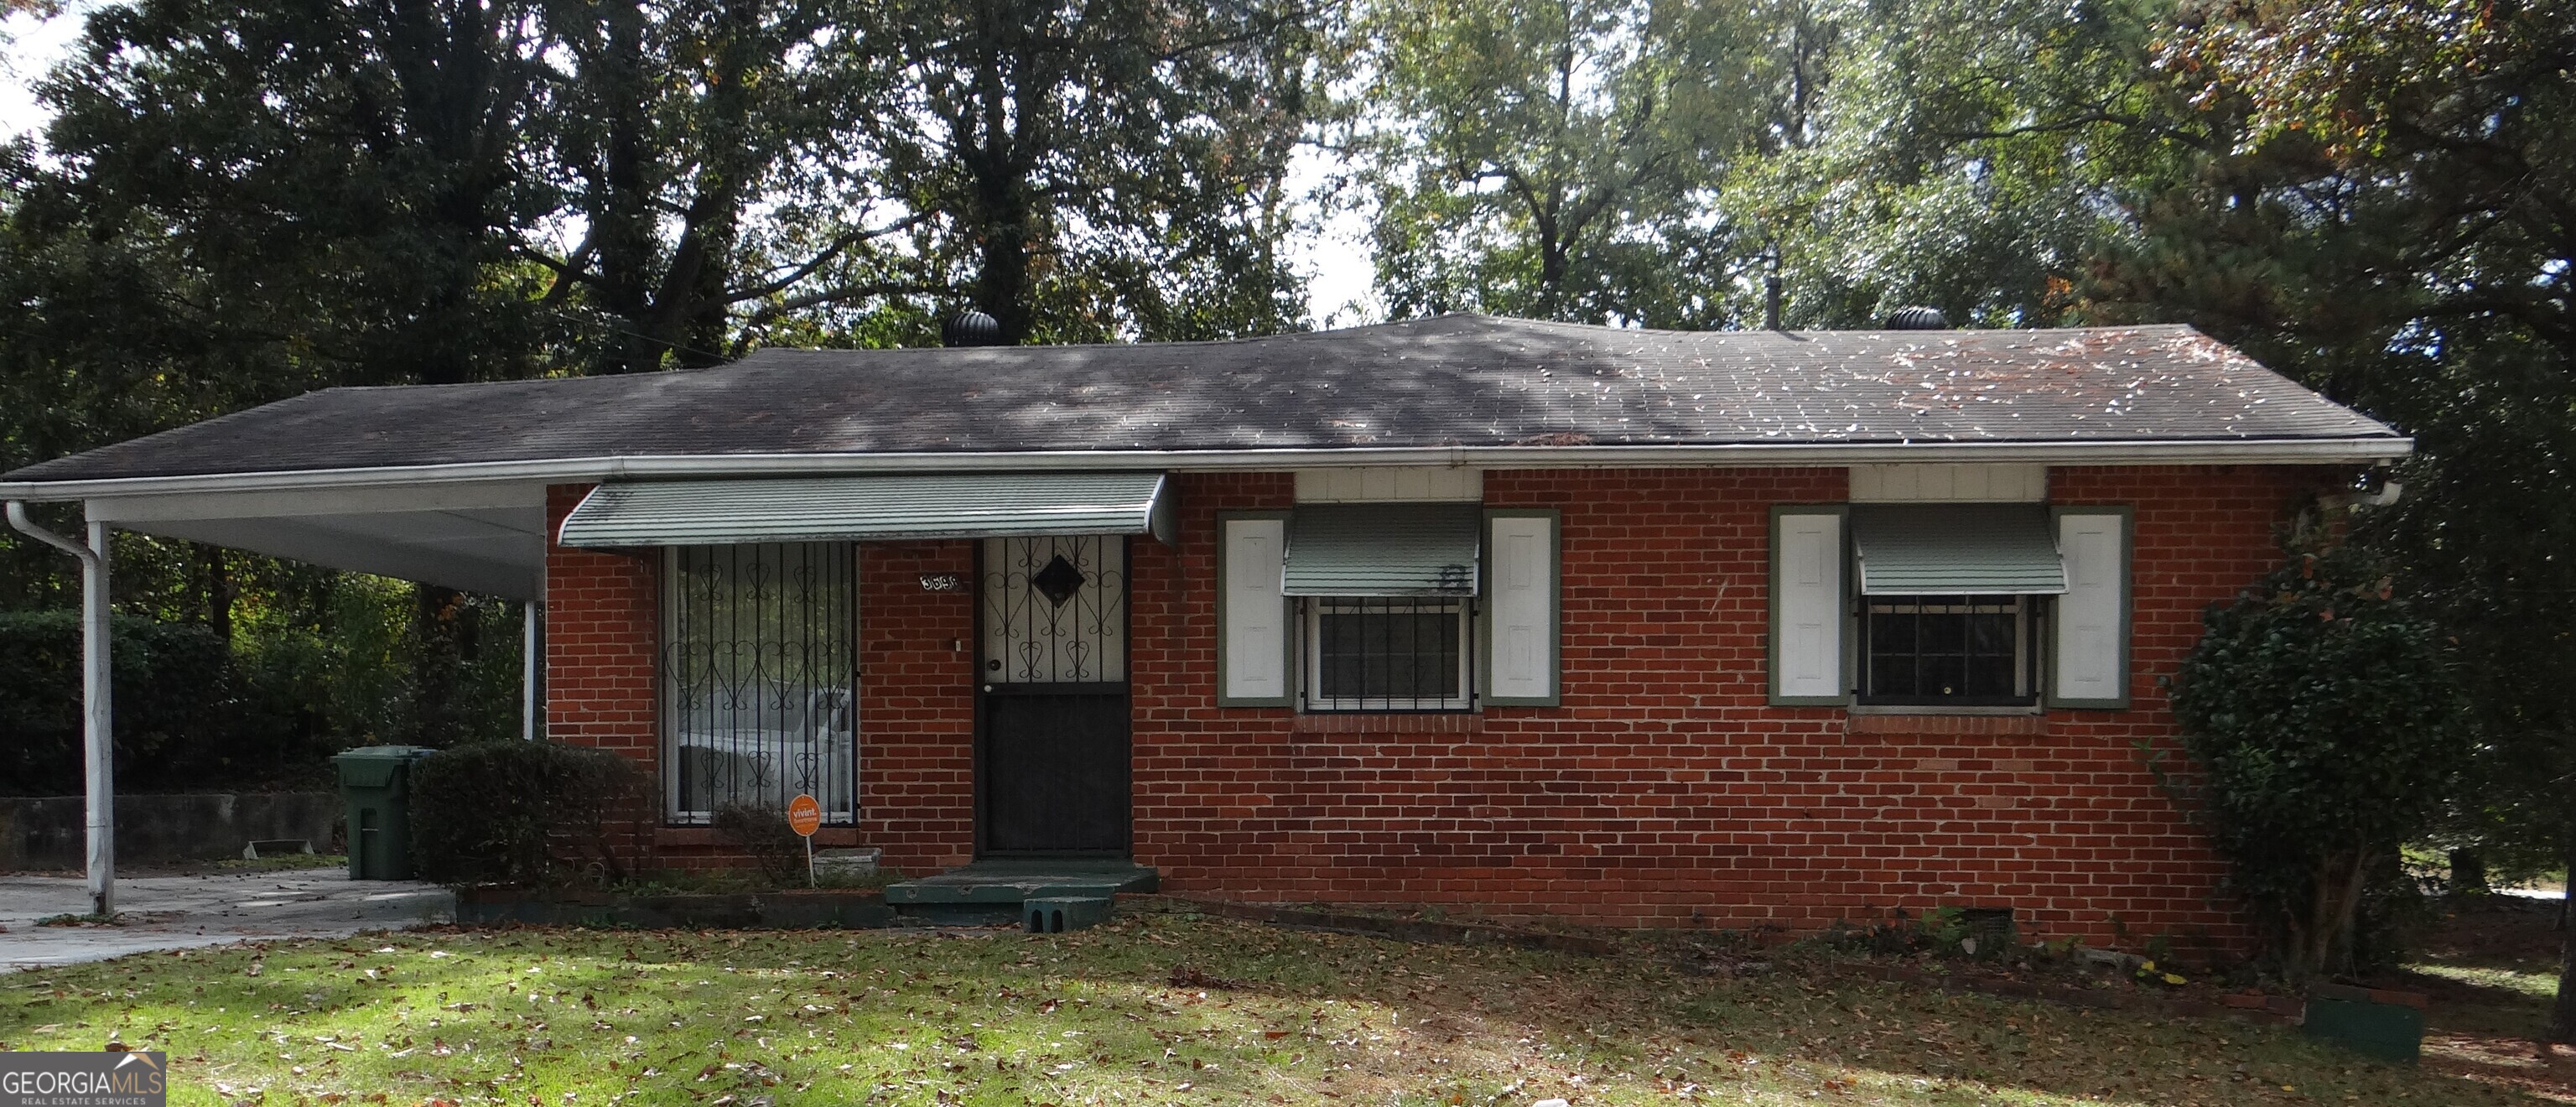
2381 896 2576 1102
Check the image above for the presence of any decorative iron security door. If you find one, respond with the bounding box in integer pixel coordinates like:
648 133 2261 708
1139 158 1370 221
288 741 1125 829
979 536 1131 854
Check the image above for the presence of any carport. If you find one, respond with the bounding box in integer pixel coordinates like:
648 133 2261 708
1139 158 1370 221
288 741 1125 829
3 472 550 915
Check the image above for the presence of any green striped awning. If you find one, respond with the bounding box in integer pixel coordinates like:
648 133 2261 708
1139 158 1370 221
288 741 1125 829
1281 502 1482 597
557 472 1172 548
1853 504 2066 595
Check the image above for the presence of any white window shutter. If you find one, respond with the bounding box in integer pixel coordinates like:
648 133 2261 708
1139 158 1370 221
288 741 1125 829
1770 509 1846 704
1484 511 1557 705
2051 508 2130 708
1218 515 1290 704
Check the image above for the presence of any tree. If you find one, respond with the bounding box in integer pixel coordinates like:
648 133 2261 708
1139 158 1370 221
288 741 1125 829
1338 0 1775 325
30 0 556 388
1721 0 2204 329
527 0 936 370
859 0 1313 344
2168 523 2473 981
2119 0 2576 1034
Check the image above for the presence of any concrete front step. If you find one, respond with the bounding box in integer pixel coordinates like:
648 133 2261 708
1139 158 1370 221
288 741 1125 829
1023 897 1114 933
886 860 1156 927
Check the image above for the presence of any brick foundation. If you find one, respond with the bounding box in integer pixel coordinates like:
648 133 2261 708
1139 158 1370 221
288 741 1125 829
542 465 2334 951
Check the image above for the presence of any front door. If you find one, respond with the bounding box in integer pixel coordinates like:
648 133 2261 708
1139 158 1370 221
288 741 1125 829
979 535 1131 854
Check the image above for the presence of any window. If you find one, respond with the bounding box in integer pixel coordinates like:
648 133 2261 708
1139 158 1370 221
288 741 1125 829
1301 596 1474 712
662 543 857 824
1771 502 2132 709
1860 594 2042 706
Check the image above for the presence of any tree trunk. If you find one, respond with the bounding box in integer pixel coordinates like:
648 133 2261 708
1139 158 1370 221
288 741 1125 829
2298 848 2371 981
409 585 468 746
200 543 232 642
592 0 662 373
2450 847 2490 895
958 4 1038 345
2553 833 2576 1042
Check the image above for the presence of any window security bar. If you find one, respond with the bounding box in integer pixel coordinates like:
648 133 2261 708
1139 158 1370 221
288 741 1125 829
1301 596 1475 713
662 543 858 824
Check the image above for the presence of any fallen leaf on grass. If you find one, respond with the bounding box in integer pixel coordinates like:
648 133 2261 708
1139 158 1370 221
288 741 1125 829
1170 965 1240 990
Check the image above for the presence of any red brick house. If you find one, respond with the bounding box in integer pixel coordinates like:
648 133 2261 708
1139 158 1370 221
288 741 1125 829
2 315 2407 946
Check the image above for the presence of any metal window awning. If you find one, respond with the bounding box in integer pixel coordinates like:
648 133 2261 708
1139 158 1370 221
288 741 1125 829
1281 502 1482 596
557 472 1174 548
1853 504 2067 595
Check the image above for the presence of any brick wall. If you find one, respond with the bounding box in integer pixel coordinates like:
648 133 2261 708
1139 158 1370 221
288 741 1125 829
543 488 980 871
544 485 657 762
1130 466 2326 951
851 540 979 873
543 465 2331 949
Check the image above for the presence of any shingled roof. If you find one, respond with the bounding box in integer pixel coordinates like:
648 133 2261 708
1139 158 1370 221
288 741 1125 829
3 314 2402 485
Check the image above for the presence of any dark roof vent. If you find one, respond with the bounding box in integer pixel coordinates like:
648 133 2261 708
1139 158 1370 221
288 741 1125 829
1883 305 1949 330
943 309 1004 347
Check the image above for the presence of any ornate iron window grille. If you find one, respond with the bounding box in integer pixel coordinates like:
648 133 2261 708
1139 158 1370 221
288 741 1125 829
662 543 857 824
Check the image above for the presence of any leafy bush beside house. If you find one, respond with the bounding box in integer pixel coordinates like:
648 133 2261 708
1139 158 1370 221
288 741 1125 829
2166 521 2472 981
408 741 652 886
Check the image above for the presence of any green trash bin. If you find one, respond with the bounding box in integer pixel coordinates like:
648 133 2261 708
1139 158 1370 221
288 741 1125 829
334 746 435 880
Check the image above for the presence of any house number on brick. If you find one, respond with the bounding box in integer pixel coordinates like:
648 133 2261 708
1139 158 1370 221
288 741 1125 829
919 573 963 592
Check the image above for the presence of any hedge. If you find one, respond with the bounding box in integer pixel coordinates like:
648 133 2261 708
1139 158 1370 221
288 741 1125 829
408 741 652 886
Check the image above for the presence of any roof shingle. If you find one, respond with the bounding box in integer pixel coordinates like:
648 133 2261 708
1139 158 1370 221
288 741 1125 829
3 315 2398 483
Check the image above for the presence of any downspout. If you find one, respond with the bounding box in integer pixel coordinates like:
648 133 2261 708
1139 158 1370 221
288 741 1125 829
7 502 114 916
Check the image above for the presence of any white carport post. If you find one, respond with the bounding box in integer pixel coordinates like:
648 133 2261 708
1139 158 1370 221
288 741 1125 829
6 502 114 916
522 601 541 741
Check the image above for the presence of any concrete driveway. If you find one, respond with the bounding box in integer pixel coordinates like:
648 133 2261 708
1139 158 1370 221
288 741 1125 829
0 870 454 969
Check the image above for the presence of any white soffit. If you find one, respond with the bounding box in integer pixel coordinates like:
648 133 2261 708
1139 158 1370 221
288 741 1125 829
1295 466 1482 503
85 480 547 600
1849 464 2047 503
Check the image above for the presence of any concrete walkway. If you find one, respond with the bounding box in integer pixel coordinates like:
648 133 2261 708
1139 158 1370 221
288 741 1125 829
0 870 454 969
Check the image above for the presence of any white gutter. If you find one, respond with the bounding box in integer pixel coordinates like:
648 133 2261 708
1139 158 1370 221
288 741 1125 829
0 436 2412 502
5 503 114 917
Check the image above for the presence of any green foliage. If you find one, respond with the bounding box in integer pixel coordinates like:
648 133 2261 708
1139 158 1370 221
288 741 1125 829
0 610 309 796
0 571 532 798
230 576 528 751
2166 523 2471 980
1337 0 1774 325
864 0 1311 345
408 741 652 887
0 589 526 797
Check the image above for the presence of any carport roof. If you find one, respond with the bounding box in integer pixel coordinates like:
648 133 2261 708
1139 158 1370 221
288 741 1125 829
2 315 2403 487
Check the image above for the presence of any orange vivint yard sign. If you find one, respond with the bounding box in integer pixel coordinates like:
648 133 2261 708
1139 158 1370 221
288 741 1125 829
787 794 822 886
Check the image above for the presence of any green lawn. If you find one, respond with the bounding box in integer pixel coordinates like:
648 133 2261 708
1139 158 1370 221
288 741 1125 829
0 905 2535 1106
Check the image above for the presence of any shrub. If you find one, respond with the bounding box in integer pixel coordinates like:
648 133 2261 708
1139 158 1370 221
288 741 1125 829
712 802 812 886
2165 521 2471 980
409 741 651 886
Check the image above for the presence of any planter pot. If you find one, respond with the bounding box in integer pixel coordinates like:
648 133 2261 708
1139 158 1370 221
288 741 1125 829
2303 983 2427 1063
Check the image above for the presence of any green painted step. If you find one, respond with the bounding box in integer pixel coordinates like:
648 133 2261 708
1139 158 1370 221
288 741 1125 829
1024 897 1114 933
886 860 1156 926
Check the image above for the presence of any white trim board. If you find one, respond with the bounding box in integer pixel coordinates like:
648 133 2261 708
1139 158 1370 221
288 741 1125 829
1295 467 1482 503
0 437 2412 503
1849 464 2047 503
